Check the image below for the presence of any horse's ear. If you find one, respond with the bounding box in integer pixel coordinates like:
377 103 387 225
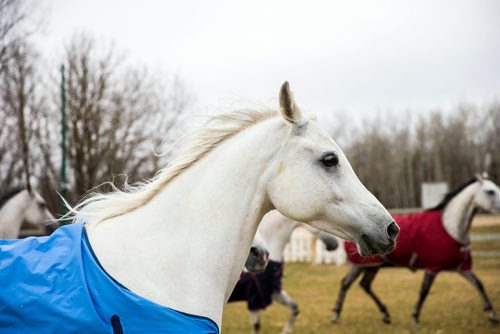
26 179 32 193
279 81 303 124
475 173 485 183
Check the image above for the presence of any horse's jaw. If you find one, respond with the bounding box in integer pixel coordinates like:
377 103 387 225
0 190 30 239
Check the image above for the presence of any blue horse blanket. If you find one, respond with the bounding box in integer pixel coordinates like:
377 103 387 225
0 222 219 334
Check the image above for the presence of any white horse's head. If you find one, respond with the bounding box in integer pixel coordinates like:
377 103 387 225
0 187 56 239
474 176 500 213
267 82 399 256
23 189 55 227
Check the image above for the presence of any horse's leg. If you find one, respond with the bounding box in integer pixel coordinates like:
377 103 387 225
249 310 261 334
412 270 437 325
272 290 299 334
332 265 364 323
459 270 499 324
359 267 391 324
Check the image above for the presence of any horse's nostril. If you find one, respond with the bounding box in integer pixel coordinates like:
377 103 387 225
386 222 400 241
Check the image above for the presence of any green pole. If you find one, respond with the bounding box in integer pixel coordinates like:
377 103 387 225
60 64 68 217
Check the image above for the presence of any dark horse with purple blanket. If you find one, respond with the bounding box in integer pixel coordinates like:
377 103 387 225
229 260 284 311
333 176 500 325
227 210 339 334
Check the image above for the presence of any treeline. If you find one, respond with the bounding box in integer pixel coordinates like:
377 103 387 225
1 1 499 215
337 106 500 208
0 0 190 213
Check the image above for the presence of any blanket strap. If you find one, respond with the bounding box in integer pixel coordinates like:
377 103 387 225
111 315 123 334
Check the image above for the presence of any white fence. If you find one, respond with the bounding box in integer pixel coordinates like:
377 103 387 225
283 227 347 265
421 182 448 208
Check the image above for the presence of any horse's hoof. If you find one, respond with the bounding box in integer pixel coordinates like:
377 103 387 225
382 315 391 324
412 318 420 327
487 310 500 324
488 316 500 325
332 314 340 324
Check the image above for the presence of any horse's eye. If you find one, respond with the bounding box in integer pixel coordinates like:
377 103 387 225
38 202 46 209
320 152 339 168
485 189 496 197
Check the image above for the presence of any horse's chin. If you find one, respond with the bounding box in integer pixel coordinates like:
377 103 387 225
245 258 269 273
356 235 395 257
247 261 268 273
44 219 61 231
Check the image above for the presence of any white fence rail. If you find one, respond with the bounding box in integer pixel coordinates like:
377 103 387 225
284 227 346 265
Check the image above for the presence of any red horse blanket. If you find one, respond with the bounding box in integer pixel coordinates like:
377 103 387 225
345 210 472 272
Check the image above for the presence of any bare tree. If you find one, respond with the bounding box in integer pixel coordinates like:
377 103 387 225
0 0 34 74
0 41 41 192
484 104 500 180
0 0 41 193
35 34 191 206
342 106 499 209
0 112 23 189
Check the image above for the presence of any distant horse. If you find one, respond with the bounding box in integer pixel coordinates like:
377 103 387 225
333 175 500 325
0 82 398 333
246 231 270 273
0 186 55 239
229 210 338 334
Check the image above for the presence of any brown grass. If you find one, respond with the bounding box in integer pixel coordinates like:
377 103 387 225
222 224 500 333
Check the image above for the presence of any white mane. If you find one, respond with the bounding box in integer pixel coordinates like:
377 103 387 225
65 109 279 224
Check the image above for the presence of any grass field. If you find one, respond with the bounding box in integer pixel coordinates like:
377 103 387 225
222 221 500 334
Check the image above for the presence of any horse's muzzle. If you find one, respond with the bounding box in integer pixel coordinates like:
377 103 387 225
357 221 399 257
245 246 269 273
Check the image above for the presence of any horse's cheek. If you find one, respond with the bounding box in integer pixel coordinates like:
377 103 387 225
271 185 324 222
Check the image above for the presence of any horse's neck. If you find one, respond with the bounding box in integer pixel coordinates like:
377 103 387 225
442 183 480 244
0 191 28 239
86 119 281 327
259 212 298 262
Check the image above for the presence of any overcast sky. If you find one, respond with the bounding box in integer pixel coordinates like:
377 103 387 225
39 0 500 121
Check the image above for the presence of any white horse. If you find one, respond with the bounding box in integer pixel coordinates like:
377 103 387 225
0 82 398 332
0 186 55 239
333 175 500 325
228 210 338 334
